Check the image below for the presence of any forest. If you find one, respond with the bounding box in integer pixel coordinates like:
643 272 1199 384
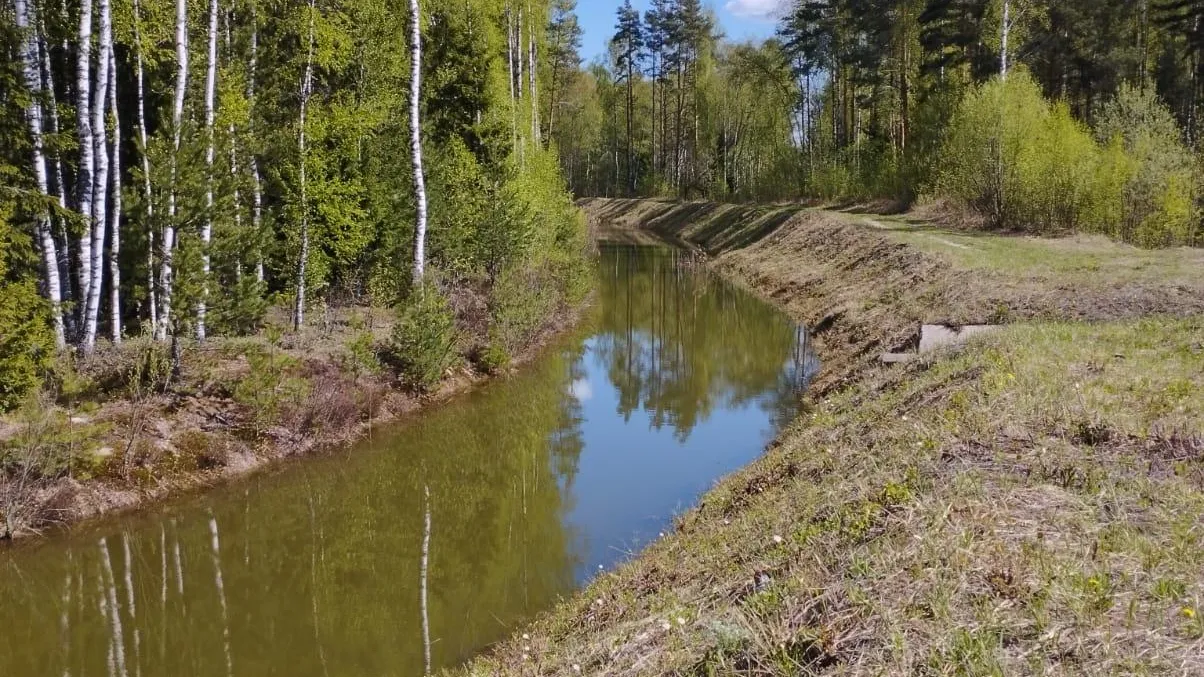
0 0 590 410
561 0 1204 248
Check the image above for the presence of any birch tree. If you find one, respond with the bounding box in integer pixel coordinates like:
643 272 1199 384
132 0 157 329
74 0 95 321
14 0 66 347
409 0 428 286
158 0 189 341
198 0 220 341
249 9 265 283
294 0 316 330
108 46 122 344
81 0 112 352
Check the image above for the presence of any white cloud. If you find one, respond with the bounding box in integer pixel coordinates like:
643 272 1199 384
724 0 788 20
569 378 593 402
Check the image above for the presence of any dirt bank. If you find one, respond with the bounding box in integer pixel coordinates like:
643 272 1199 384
461 199 1204 675
0 302 586 541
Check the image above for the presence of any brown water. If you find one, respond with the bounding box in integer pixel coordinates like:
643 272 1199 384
0 242 817 676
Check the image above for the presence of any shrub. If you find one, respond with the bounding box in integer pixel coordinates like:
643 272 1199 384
232 346 309 437
937 71 1099 233
387 284 459 391
1093 84 1199 247
0 212 55 412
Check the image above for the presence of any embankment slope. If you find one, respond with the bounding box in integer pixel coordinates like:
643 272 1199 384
462 199 1204 675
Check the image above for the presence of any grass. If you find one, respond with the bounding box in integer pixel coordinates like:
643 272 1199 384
836 210 1204 290
465 317 1204 676
459 199 1204 675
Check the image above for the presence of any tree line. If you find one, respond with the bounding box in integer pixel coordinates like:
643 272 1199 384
1 0 588 405
554 0 1204 247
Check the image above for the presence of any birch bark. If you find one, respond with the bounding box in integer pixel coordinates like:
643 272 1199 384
108 46 122 344
82 0 112 351
293 0 316 330
16 0 67 347
409 0 428 286
197 0 219 341
158 0 189 341
133 0 157 330
75 0 95 319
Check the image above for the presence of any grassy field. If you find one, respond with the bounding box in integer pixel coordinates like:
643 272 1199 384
461 200 1204 675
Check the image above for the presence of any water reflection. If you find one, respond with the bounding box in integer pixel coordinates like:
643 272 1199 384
0 242 817 676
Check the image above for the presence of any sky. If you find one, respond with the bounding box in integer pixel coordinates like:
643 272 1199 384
576 0 788 62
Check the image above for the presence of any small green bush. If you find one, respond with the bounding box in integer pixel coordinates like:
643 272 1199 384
0 213 55 412
1093 84 1199 247
387 284 458 391
232 346 309 436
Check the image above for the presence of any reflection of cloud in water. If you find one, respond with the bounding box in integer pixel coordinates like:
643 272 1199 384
569 378 593 402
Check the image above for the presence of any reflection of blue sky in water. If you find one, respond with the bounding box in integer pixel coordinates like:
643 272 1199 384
562 330 808 581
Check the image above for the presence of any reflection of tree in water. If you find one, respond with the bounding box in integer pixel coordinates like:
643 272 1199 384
594 243 815 440
0 338 590 677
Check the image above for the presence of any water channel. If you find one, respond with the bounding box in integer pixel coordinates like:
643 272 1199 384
0 242 818 676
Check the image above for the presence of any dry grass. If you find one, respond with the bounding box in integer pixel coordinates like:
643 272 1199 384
459 200 1204 675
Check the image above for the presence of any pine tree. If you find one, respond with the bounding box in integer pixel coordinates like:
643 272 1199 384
612 0 643 194
545 0 582 141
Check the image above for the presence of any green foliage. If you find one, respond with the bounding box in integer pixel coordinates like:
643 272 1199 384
1093 85 1200 247
0 211 55 412
232 345 310 437
213 277 270 336
387 285 459 391
937 72 1098 233
340 330 382 378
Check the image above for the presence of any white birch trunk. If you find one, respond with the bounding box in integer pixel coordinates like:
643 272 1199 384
225 10 243 283
527 7 538 145
75 0 95 320
108 46 122 344
133 0 157 330
40 27 76 336
37 23 68 210
294 0 316 330
98 538 129 677
16 0 66 348
208 516 233 677
506 6 517 153
409 0 427 286
158 0 189 341
83 0 112 352
420 485 432 675
1000 0 1010 80
197 0 219 342
248 11 265 283
120 534 142 677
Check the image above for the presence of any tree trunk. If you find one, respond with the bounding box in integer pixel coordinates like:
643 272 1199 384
108 46 122 344
507 6 518 155
527 6 538 145
133 0 157 330
420 485 432 676
409 0 428 287
16 0 66 348
83 0 112 352
198 0 219 341
294 0 316 331
158 0 189 341
1000 0 1010 80
75 0 95 327
249 10 265 283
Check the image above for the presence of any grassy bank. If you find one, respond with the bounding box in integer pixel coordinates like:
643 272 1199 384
462 199 1204 675
0 295 586 540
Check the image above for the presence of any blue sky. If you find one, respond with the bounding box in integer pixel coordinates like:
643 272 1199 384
577 0 787 62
